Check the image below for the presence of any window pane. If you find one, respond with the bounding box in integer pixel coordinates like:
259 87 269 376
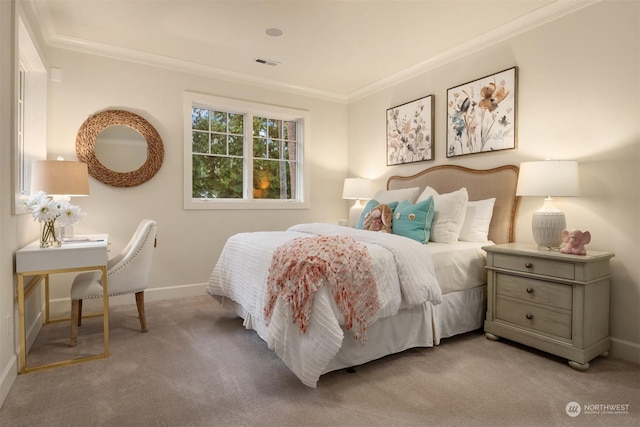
268 119 281 139
283 140 295 159
253 117 267 137
283 120 296 140
192 108 209 131
228 113 243 134
211 111 227 133
268 139 280 159
228 135 243 156
210 134 226 155
192 131 209 153
192 155 243 199
253 159 294 199
253 137 265 158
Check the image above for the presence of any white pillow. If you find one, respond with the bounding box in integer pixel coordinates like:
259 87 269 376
458 198 496 242
417 187 468 243
372 187 420 205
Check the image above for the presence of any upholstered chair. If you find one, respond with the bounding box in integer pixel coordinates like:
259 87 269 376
70 219 158 347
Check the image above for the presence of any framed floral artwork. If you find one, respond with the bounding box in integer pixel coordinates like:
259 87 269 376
446 67 517 157
386 94 434 166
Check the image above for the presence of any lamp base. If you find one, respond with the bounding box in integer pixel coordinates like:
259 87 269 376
60 224 75 239
349 200 365 227
532 211 566 250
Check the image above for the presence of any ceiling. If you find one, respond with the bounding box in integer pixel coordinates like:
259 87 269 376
26 0 591 102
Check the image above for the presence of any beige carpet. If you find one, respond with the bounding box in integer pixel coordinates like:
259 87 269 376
1 295 638 427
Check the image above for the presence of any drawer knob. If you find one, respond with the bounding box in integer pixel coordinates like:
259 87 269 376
525 262 533 269
525 313 534 320
526 287 534 294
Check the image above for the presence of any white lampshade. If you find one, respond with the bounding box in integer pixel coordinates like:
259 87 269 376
31 159 90 197
516 160 579 250
342 177 372 200
516 161 580 197
343 177 372 227
31 159 90 239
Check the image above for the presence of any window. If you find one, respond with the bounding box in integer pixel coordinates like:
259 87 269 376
184 92 309 209
15 16 47 214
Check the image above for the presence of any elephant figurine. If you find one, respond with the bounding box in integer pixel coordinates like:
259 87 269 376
560 229 591 255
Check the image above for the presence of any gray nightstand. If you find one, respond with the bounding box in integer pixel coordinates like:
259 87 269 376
483 243 614 370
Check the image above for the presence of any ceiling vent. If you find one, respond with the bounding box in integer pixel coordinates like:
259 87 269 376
254 57 280 67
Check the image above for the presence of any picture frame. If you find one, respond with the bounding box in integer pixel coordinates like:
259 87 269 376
386 94 434 166
446 67 517 158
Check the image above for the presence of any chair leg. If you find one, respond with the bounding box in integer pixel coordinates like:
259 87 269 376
135 291 148 333
70 300 80 347
78 299 83 326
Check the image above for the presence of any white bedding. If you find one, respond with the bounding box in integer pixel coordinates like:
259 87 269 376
208 223 489 387
429 240 491 294
208 223 441 387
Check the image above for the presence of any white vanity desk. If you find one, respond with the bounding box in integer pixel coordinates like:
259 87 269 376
15 234 109 373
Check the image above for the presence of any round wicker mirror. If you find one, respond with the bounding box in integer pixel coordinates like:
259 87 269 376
76 110 164 187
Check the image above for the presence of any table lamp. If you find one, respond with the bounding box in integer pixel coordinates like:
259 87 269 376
516 160 580 250
343 177 372 227
31 158 90 237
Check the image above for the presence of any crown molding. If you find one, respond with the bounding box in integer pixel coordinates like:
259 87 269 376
46 34 350 103
347 0 600 102
35 0 598 105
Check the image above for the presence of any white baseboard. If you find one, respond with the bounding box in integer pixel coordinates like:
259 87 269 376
0 353 17 409
610 337 640 366
0 308 42 408
47 282 209 317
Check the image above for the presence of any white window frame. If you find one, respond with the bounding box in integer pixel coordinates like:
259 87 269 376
14 15 47 214
183 91 310 210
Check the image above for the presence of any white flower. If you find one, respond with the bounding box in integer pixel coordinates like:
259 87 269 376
57 202 85 226
24 192 85 226
29 198 59 223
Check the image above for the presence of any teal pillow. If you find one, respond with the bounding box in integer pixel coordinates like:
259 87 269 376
356 200 398 229
392 197 435 243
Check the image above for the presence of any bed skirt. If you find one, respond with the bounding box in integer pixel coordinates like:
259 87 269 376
211 285 486 375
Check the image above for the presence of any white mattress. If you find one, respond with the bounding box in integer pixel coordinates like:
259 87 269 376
429 241 491 294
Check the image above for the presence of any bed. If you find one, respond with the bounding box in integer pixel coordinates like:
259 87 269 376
208 165 520 387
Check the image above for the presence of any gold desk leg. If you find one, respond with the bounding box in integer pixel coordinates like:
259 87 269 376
18 267 109 374
17 273 26 374
44 274 50 324
102 266 109 357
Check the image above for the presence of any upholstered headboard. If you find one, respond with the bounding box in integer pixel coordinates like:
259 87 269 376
387 165 520 244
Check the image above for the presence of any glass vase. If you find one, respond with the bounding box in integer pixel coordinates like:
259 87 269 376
40 220 61 248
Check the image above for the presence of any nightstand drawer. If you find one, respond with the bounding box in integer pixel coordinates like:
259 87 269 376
496 274 572 310
493 254 574 280
496 298 571 339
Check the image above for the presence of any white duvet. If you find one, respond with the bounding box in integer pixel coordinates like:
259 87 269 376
208 223 441 387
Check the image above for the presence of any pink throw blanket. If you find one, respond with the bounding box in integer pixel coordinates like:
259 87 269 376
264 235 380 343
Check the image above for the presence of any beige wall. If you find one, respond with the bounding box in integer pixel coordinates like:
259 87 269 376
43 49 349 304
348 0 639 362
0 0 16 405
0 0 47 405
